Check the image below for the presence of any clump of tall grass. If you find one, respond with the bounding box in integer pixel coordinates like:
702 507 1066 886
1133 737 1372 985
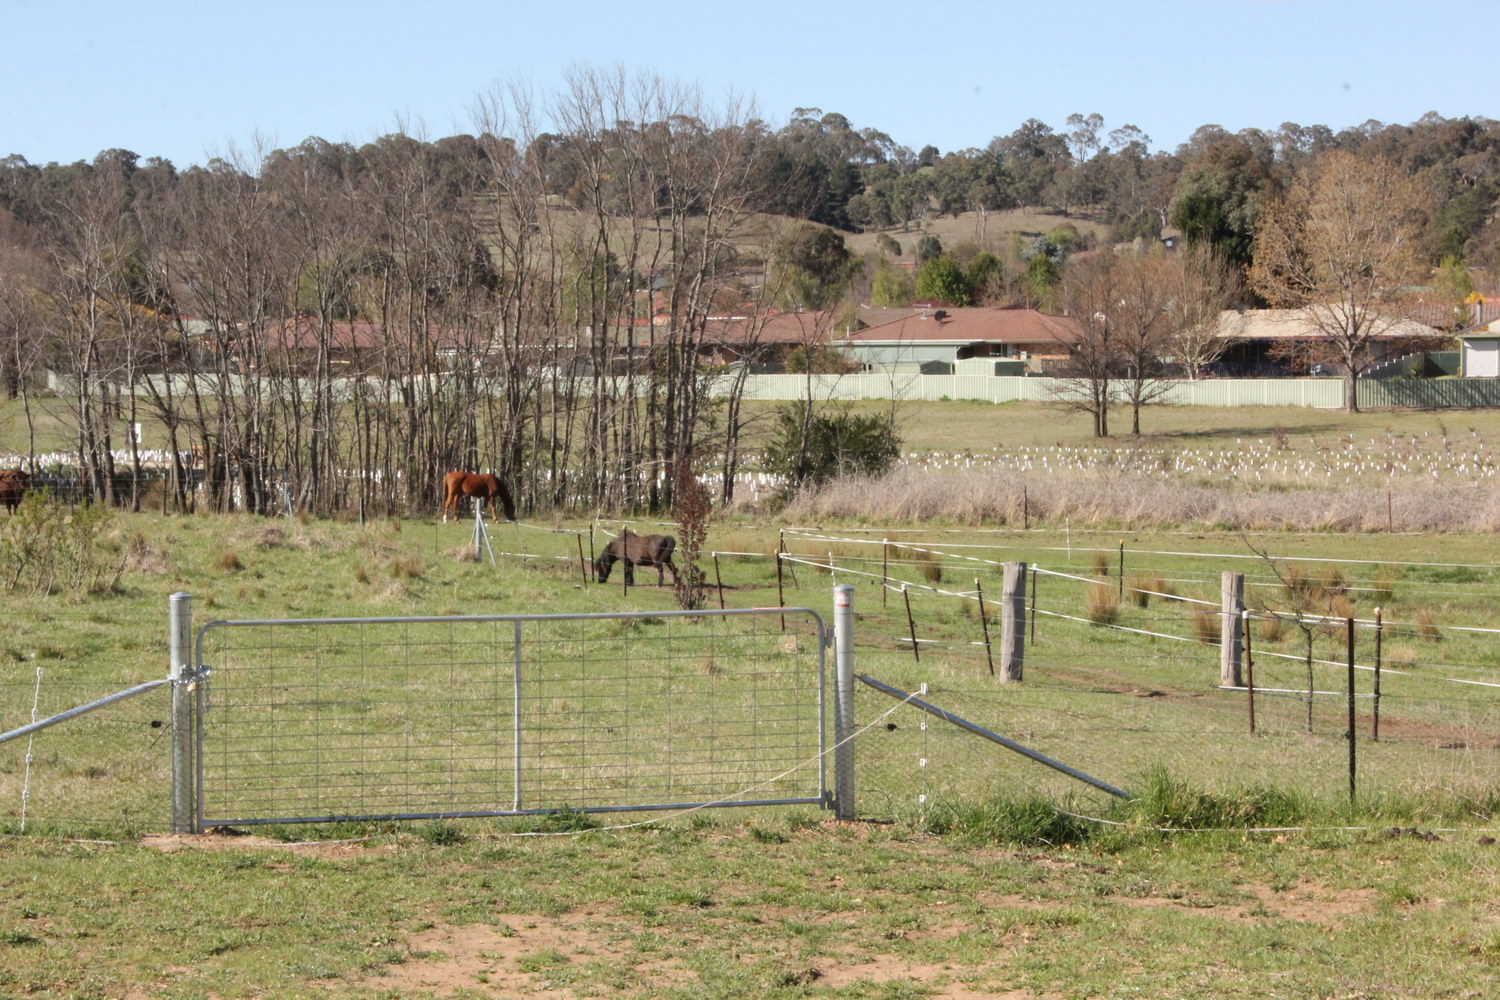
1125 574 1171 608
1090 550 1111 577
918 556 943 583
215 550 243 572
121 531 172 574
715 529 774 561
1414 607 1442 642
389 555 424 580
1122 767 1311 830
1190 607 1219 645
1086 581 1119 626
1256 614 1286 644
922 795 1093 846
1369 565 1397 605
1386 644 1417 669
1327 594 1356 621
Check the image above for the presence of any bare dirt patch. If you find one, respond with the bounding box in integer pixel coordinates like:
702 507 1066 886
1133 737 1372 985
139 831 396 861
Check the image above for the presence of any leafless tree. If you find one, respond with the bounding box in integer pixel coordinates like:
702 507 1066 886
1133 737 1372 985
1250 152 1429 412
1164 243 1242 379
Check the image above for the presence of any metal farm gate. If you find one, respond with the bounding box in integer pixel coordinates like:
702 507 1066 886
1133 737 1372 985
182 605 833 830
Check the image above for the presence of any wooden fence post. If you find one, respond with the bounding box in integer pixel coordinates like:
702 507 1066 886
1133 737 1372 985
1220 571 1244 688
1000 561 1027 682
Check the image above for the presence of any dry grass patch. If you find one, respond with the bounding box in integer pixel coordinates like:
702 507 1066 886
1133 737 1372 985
1086 581 1119 626
1387 644 1418 669
1191 607 1219 645
389 555 425 580
215 550 243 572
1125 573 1170 608
1256 614 1286 644
121 531 173 574
1414 607 1442 642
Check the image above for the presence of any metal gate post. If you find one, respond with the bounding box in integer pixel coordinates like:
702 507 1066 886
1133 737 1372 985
169 592 195 833
832 584 856 820
513 620 523 812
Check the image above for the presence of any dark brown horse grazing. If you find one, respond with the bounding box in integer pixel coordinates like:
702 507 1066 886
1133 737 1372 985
0 469 28 514
441 471 516 522
595 532 678 586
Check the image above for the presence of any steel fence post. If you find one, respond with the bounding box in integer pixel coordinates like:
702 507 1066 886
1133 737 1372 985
513 620 523 812
169 592 195 834
833 584 856 821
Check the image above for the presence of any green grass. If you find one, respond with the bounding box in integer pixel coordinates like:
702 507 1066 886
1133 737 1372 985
6 398 1500 996
2 815 1499 998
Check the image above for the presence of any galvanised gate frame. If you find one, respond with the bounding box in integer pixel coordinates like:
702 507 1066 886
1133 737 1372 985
175 601 843 831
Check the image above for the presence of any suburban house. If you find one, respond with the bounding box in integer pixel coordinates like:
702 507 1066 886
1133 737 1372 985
1211 309 1446 376
837 306 1082 373
245 318 490 373
687 311 844 369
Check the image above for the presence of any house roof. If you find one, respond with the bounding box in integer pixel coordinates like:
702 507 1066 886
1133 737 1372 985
258 318 481 353
662 311 842 349
844 307 1082 347
1214 309 1442 341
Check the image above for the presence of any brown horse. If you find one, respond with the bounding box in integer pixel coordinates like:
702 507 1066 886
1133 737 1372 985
595 531 678 586
441 471 516 522
0 469 28 514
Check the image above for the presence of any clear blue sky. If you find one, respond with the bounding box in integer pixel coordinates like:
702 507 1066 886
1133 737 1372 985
4 0 1492 169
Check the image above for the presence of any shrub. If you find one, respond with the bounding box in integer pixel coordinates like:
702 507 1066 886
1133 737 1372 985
0 492 125 596
762 401 901 492
1191 607 1219 645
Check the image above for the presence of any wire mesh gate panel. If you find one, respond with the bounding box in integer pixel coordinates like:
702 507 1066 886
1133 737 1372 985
192 608 828 828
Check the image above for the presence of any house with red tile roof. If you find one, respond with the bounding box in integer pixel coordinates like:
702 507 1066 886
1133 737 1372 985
838 306 1081 372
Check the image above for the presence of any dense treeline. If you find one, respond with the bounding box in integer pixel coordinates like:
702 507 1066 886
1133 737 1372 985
0 69 1495 513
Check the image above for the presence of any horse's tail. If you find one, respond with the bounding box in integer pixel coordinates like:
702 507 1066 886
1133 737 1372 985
660 535 677 560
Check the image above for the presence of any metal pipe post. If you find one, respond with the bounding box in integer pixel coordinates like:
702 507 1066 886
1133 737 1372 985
169 592 195 834
832 584 856 821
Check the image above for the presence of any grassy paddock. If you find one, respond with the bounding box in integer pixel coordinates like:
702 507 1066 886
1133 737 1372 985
4 402 1500 994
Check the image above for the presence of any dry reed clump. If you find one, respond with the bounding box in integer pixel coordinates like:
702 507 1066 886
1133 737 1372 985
919 557 943 583
1125 573 1169 608
215 550 243 572
354 564 371 585
1090 551 1111 577
389 555 424 580
1085 581 1119 626
1367 566 1397 605
1387 644 1418 669
698 655 721 676
1318 566 1348 597
779 466 1500 534
449 546 480 563
1327 594 1357 621
121 531 173 574
1190 607 1219 645
715 529 774 560
1256 613 1286 644
1413 607 1442 642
